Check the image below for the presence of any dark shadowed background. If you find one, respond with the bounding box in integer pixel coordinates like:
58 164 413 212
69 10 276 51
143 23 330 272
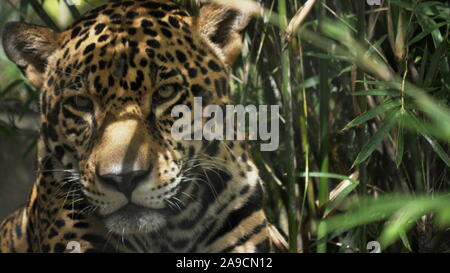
0 135 35 220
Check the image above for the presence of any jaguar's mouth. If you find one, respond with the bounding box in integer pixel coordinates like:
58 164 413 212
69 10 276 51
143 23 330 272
101 203 167 235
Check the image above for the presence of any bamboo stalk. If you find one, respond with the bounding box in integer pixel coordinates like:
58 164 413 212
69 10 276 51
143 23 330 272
355 0 368 252
278 0 298 253
317 0 330 253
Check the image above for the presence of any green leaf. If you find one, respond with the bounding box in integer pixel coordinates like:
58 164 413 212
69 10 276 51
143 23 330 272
404 111 450 161
322 195 409 236
324 178 359 218
416 10 444 47
305 51 350 61
419 44 429 85
297 172 358 183
296 76 319 89
378 196 450 249
402 110 450 143
379 204 423 250
353 111 399 166
399 231 412 252
395 111 405 166
317 221 327 253
422 134 450 167
323 194 450 248
424 39 447 87
351 89 399 96
355 80 401 89
407 22 447 46
367 34 387 53
343 100 400 130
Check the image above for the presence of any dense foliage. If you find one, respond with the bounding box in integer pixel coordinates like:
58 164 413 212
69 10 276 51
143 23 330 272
0 0 448 253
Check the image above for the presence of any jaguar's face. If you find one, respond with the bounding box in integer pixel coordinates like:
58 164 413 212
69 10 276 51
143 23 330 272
2 0 250 234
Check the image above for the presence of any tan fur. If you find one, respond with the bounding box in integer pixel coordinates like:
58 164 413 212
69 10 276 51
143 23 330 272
0 0 269 253
196 2 251 66
2 23 60 88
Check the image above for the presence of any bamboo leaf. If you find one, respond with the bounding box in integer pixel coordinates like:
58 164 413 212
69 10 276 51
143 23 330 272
351 89 399 96
399 231 412 252
405 111 450 167
419 44 429 85
379 196 450 249
296 76 319 89
422 134 450 167
416 9 444 46
355 80 401 89
407 22 447 46
305 51 350 61
395 111 405 166
353 111 399 166
297 172 358 183
366 34 387 57
379 203 425 249
322 194 450 247
324 174 359 218
424 39 447 87
343 100 400 130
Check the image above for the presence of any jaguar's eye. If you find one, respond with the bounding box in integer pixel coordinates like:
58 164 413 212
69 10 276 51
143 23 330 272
152 83 182 115
158 84 176 99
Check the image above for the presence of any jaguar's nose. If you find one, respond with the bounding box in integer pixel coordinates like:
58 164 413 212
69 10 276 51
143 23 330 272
98 169 151 198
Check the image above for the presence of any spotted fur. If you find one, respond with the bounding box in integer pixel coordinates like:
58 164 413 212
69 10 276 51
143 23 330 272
0 0 270 253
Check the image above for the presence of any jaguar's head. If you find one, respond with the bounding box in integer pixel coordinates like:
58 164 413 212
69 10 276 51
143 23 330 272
2 0 251 234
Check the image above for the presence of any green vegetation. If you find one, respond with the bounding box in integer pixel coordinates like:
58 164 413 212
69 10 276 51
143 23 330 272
0 0 448 253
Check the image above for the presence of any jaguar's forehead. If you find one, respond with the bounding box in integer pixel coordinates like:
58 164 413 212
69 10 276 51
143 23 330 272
62 0 192 51
48 0 224 97
72 0 190 30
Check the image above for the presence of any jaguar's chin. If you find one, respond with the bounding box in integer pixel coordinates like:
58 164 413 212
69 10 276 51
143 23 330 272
102 204 167 235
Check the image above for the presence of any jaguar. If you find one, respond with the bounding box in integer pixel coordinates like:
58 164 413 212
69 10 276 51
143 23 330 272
0 0 272 252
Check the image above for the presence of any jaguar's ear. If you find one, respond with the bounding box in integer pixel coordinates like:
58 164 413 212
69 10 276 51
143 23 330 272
2 22 60 89
195 1 252 66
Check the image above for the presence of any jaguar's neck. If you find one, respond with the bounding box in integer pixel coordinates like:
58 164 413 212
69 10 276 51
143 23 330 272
24 139 109 252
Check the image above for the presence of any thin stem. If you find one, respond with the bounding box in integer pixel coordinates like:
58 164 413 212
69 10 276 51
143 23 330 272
278 0 298 253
